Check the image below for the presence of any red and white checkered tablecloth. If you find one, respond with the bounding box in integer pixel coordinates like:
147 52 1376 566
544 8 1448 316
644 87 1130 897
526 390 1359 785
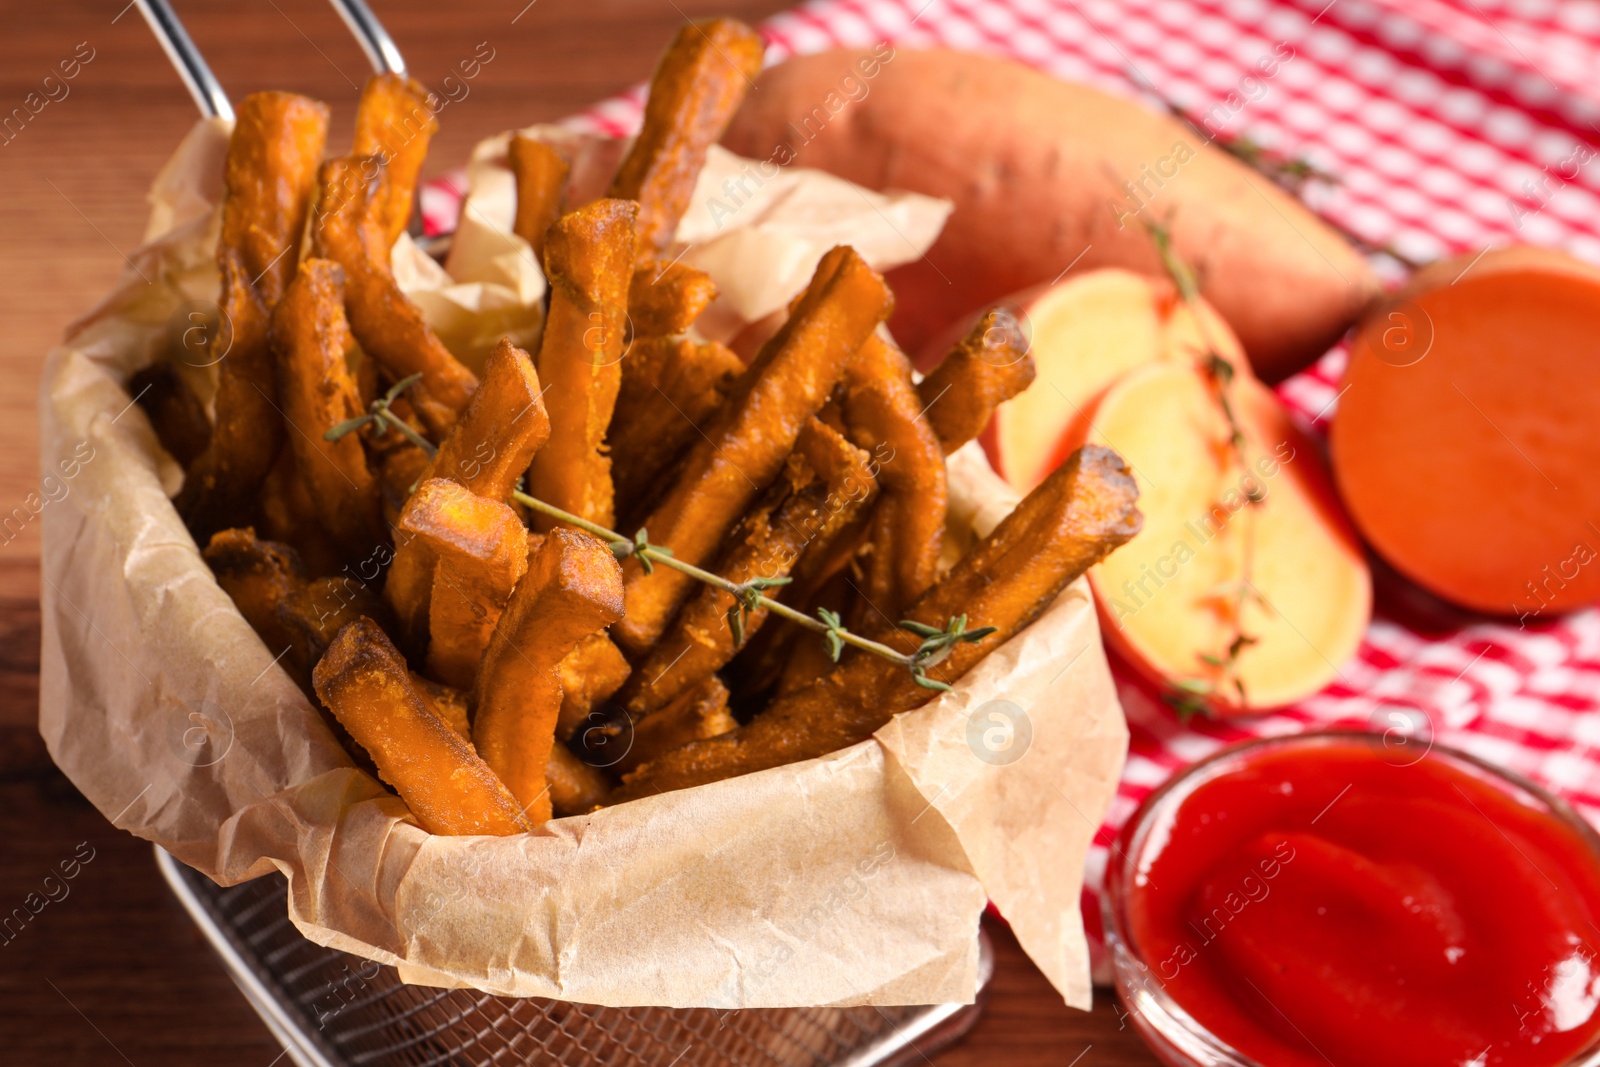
428 0 1600 950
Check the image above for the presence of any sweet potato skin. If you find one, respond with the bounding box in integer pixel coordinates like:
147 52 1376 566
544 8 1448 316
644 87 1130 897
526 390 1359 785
723 48 1379 382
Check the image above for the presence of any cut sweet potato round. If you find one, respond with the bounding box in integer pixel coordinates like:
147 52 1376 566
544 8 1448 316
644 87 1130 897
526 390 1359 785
1331 248 1600 616
978 269 1246 492
1075 362 1370 713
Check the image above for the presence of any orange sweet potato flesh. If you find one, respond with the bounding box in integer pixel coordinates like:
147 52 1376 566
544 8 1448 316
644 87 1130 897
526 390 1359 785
616 675 736 775
555 632 632 739
917 306 1037 455
388 338 550 649
312 155 477 437
472 529 625 823
608 18 765 263
423 336 551 502
1331 247 1600 616
526 199 638 530
546 744 612 816
614 245 893 655
508 134 569 261
611 444 1142 800
271 258 384 558
352 74 439 249
722 49 1378 382
177 93 328 538
203 527 307 657
609 336 743 516
840 334 947 618
314 617 531 836
628 260 718 338
620 421 873 716
399 479 530 691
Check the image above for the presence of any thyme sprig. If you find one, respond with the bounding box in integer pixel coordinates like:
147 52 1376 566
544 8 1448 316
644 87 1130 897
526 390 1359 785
1141 219 1266 714
327 384 993 691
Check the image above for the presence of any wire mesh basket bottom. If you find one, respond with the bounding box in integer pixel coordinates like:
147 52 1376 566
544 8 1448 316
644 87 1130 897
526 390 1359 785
157 847 991 1067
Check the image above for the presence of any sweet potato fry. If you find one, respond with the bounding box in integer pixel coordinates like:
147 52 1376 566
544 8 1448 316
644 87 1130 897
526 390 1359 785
203 527 306 657
608 18 765 263
614 245 893 655
177 93 329 538
610 444 1142 800
312 155 477 437
622 420 874 715
609 336 743 518
616 675 736 775
526 199 637 529
130 361 210 468
412 673 473 741
555 632 632 739
277 575 389 689
352 74 438 249
628 260 718 338
546 744 612 817
423 337 550 501
314 618 531 836
840 333 948 620
271 258 383 558
384 339 549 649
507 134 568 260
916 307 1037 454
399 479 530 690
472 529 625 823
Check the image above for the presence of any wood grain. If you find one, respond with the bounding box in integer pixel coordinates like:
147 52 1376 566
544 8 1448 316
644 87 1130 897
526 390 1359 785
0 2 1158 1063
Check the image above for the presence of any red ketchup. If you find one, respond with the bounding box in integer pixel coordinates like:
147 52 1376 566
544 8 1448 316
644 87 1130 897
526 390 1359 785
1117 735 1600 1067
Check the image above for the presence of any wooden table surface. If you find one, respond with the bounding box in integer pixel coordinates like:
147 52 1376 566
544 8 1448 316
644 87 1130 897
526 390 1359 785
0 2 1158 1063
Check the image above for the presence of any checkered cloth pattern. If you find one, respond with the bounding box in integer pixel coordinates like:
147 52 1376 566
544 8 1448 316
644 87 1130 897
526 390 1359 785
425 0 1600 957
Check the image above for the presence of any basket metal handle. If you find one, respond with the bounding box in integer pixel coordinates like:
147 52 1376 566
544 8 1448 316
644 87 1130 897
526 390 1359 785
134 0 233 121
326 0 408 75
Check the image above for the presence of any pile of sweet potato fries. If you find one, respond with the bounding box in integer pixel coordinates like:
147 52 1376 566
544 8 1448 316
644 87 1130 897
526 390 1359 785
136 19 1143 835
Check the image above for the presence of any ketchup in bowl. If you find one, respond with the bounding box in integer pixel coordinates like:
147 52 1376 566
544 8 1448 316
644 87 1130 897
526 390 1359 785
1103 731 1600 1067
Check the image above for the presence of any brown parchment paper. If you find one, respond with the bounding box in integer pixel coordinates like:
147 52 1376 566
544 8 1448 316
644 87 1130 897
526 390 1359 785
37 120 1127 1010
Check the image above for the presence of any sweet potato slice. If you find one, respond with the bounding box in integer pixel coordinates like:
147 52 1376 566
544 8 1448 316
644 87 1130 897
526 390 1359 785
203 527 307 657
607 18 764 263
312 155 477 437
1332 247 1600 616
412 673 473 742
507 134 568 260
177 93 329 538
1068 362 1369 712
840 333 947 619
314 618 531 836
610 444 1141 800
352 74 438 249
614 245 893 655
526 199 638 529
399 479 530 690
609 336 743 517
628 260 718 338
271 258 383 558
916 306 1037 455
986 269 1246 493
472 529 624 823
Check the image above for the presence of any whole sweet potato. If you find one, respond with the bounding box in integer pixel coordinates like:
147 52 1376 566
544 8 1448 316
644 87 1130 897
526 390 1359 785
722 48 1379 382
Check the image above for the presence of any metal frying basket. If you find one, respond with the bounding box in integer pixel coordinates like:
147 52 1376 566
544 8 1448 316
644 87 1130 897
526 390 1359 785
157 848 992 1067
